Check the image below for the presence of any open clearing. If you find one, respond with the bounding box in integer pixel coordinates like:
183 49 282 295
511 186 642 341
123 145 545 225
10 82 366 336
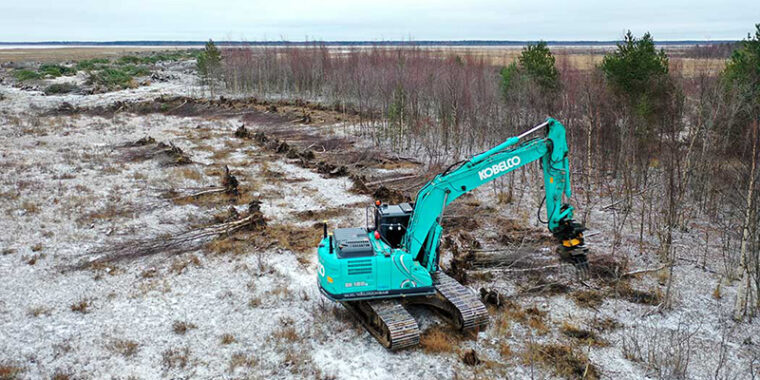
0 49 756 379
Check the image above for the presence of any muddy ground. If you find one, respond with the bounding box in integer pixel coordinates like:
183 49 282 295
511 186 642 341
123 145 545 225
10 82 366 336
0 61 758 379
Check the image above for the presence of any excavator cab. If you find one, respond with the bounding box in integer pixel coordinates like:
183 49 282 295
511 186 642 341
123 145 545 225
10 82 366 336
372 202 413 248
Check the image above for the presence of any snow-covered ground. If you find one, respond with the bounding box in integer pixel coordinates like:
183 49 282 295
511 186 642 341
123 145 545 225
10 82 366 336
0 61 758 379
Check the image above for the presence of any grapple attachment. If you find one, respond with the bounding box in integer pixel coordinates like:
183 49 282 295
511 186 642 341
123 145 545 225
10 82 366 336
553 219 590 278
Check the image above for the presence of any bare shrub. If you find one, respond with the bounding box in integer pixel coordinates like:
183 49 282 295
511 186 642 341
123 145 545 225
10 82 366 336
621 320 700 379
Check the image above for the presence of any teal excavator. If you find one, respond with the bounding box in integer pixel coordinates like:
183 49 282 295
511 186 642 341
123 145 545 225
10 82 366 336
316 117 588 349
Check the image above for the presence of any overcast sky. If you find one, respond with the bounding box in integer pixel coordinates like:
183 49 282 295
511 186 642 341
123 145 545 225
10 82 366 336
1 0 758 42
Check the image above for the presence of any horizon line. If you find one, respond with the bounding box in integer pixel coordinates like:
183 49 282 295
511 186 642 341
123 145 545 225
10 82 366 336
0 39 739 46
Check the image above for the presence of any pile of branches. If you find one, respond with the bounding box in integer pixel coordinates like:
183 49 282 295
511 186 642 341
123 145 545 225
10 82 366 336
121 136 191 166
75 200 266 269
236 126 349 177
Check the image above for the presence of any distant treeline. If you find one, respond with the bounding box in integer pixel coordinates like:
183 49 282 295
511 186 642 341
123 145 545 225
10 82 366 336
0 40 739 47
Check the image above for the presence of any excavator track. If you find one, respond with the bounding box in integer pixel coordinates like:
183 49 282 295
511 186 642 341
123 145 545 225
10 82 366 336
341 299 420 350
408 272 489 332
433 272 490 331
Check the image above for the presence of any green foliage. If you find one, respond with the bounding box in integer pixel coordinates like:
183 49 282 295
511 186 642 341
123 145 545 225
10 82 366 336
601 31 669 100
13 69 41 81
518 41 560 91
388 85 406 125
44 82 78 95
143 52 186 64
499 62 520 98
117 55 143 65
75 58 110 71
38 64 76 77
116 52 189 66
120 65 150 77
197 39 223 85
722 24 760 117
600 31 680 166
87 67 135 89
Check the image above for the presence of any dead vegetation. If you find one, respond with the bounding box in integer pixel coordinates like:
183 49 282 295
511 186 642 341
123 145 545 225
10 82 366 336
169 255 202 274
228 352 258 373
560 321 608 347
77 200 266 268
70 298 92 314
622 321 700 379
172 321 198 335
27 306 53 317
292 207 353 222
107 338 140 357
462 349 482 366
419 326 458 353
0 363 23 380
265 224 322 253
162 347 190 370
496 217 555 247
524 342 600 380
220 333 236 345
571 290 605 308
121 136 191 166
169 165 245 207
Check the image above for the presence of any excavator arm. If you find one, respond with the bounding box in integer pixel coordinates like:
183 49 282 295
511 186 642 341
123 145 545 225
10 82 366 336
403 117 588 272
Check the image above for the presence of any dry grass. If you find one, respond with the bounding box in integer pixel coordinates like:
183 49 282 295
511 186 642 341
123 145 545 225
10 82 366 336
0 46 186 63
293 207 353 222
78 203 133 224
499 342 513 359
89 262 122 279
560 322 608 347
589 316 623 332
0 363 23 380
492 311 512 337
271 326 299 343
613 282 663 305
20 200 39 214
173 167 203 181
27 306 52 317
169 255 202 274
266 224 322 253
205 237 248 255
70 298 92 314
524 306 550 335
162 347 190 369
571 290 605 308
228 352 258 373
248 297 262 308
51 371 72 380
524 343 600 380
713 280 722 299
171 190 256 208
220 334 236 345
419 326 456 353
107 338 140 358
172 321 197 335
